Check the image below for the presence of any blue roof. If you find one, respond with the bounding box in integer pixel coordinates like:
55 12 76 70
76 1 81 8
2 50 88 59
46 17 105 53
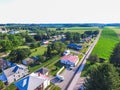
68 43 82 50
14 76 29 90
12 66 19 73
0 73 7 82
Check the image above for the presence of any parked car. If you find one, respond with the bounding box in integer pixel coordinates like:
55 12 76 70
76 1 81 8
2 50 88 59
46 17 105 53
56 75 64 81
69 66 74 70
63 50 70 56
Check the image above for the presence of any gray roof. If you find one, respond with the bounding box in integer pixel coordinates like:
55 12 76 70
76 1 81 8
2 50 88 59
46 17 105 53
36 68 48 75
3 64 27 77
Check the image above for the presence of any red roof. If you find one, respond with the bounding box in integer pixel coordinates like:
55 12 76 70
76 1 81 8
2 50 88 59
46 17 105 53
60 55 79 63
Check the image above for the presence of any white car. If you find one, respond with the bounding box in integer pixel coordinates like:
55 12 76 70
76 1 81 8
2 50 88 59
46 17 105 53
56 75 64 81
63 50 70 56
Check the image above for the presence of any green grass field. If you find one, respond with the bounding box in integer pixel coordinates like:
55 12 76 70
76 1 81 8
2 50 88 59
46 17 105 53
108 27 120 38
63 27 99 34
30 46 47 56
92 27 120 60
29 55 60 73
81 27 120 76
66 27 99 30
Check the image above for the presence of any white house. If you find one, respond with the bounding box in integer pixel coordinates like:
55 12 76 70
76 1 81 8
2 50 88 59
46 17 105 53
60 55 79 66
0 28 8 33
15 70 50 90
42 41 49 45
3 64 29 84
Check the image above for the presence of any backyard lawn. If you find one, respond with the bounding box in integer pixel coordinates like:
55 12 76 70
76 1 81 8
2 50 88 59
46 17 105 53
47 60 63 76
30 46 47 56
29 55 60 73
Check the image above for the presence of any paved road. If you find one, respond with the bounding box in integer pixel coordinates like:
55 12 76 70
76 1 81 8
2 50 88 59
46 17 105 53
67 30 102 90
73 77 85 90
51 30 101 90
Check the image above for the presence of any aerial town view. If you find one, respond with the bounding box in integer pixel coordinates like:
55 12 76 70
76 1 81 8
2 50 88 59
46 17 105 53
0 0 120 90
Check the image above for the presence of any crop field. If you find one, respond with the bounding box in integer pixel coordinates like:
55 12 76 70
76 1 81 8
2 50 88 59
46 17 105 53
92 27 120 60
108 27 120 38
49 27 99 34
66 27 99 30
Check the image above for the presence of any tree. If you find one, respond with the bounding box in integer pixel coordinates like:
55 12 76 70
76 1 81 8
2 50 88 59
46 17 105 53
45 42 66 58
84 31 92 36
8 35 23 47
88 55 99 64
25 35 35 43
84 63 120 90
0 40 13 51
30 42 40 49
9 48 31 63
110 43 120 67
65 32 81 43
0 80 5 89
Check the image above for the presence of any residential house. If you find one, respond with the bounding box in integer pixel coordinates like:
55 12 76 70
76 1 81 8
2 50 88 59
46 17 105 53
2 64 29 84
15 70 50 90
42 41 49 45
68 44 82 50
60 55 79 66
0 59 8 70
22 58 34 65
0 28 8 33
8 30 20 34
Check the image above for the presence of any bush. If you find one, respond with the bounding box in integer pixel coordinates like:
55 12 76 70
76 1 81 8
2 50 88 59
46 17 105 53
88 55 99 64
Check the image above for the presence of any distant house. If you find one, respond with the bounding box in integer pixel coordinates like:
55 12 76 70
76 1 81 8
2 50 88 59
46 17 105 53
0 59 8 70
31 56 39 61
15 69 50 90
42 41 49 45
84 36 92 42
68 44 82 50
2 64 29 84
8 30 20 34
22 58 34 65
28 33 37 36
60 55 79 66
0 28 8 33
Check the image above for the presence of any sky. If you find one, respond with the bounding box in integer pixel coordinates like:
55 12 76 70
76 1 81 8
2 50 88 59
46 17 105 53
0 0 120 23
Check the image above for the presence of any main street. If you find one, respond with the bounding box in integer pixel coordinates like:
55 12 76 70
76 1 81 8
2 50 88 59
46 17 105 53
52 30 102 90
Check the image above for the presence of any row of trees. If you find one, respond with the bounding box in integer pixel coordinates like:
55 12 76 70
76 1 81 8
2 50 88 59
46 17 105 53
7 41 66 63
9 48 31 63
65 30 99 43
84 63 120 90
84 43 120 90
65 32 81 43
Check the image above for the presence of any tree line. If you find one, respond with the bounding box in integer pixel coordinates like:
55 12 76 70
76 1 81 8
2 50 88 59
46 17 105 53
84 42 120 90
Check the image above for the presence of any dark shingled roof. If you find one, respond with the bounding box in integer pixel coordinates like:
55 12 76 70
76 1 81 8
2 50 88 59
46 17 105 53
36 68 48 75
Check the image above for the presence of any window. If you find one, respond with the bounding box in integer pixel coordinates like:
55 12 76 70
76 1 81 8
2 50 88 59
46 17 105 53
18 75 20 77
